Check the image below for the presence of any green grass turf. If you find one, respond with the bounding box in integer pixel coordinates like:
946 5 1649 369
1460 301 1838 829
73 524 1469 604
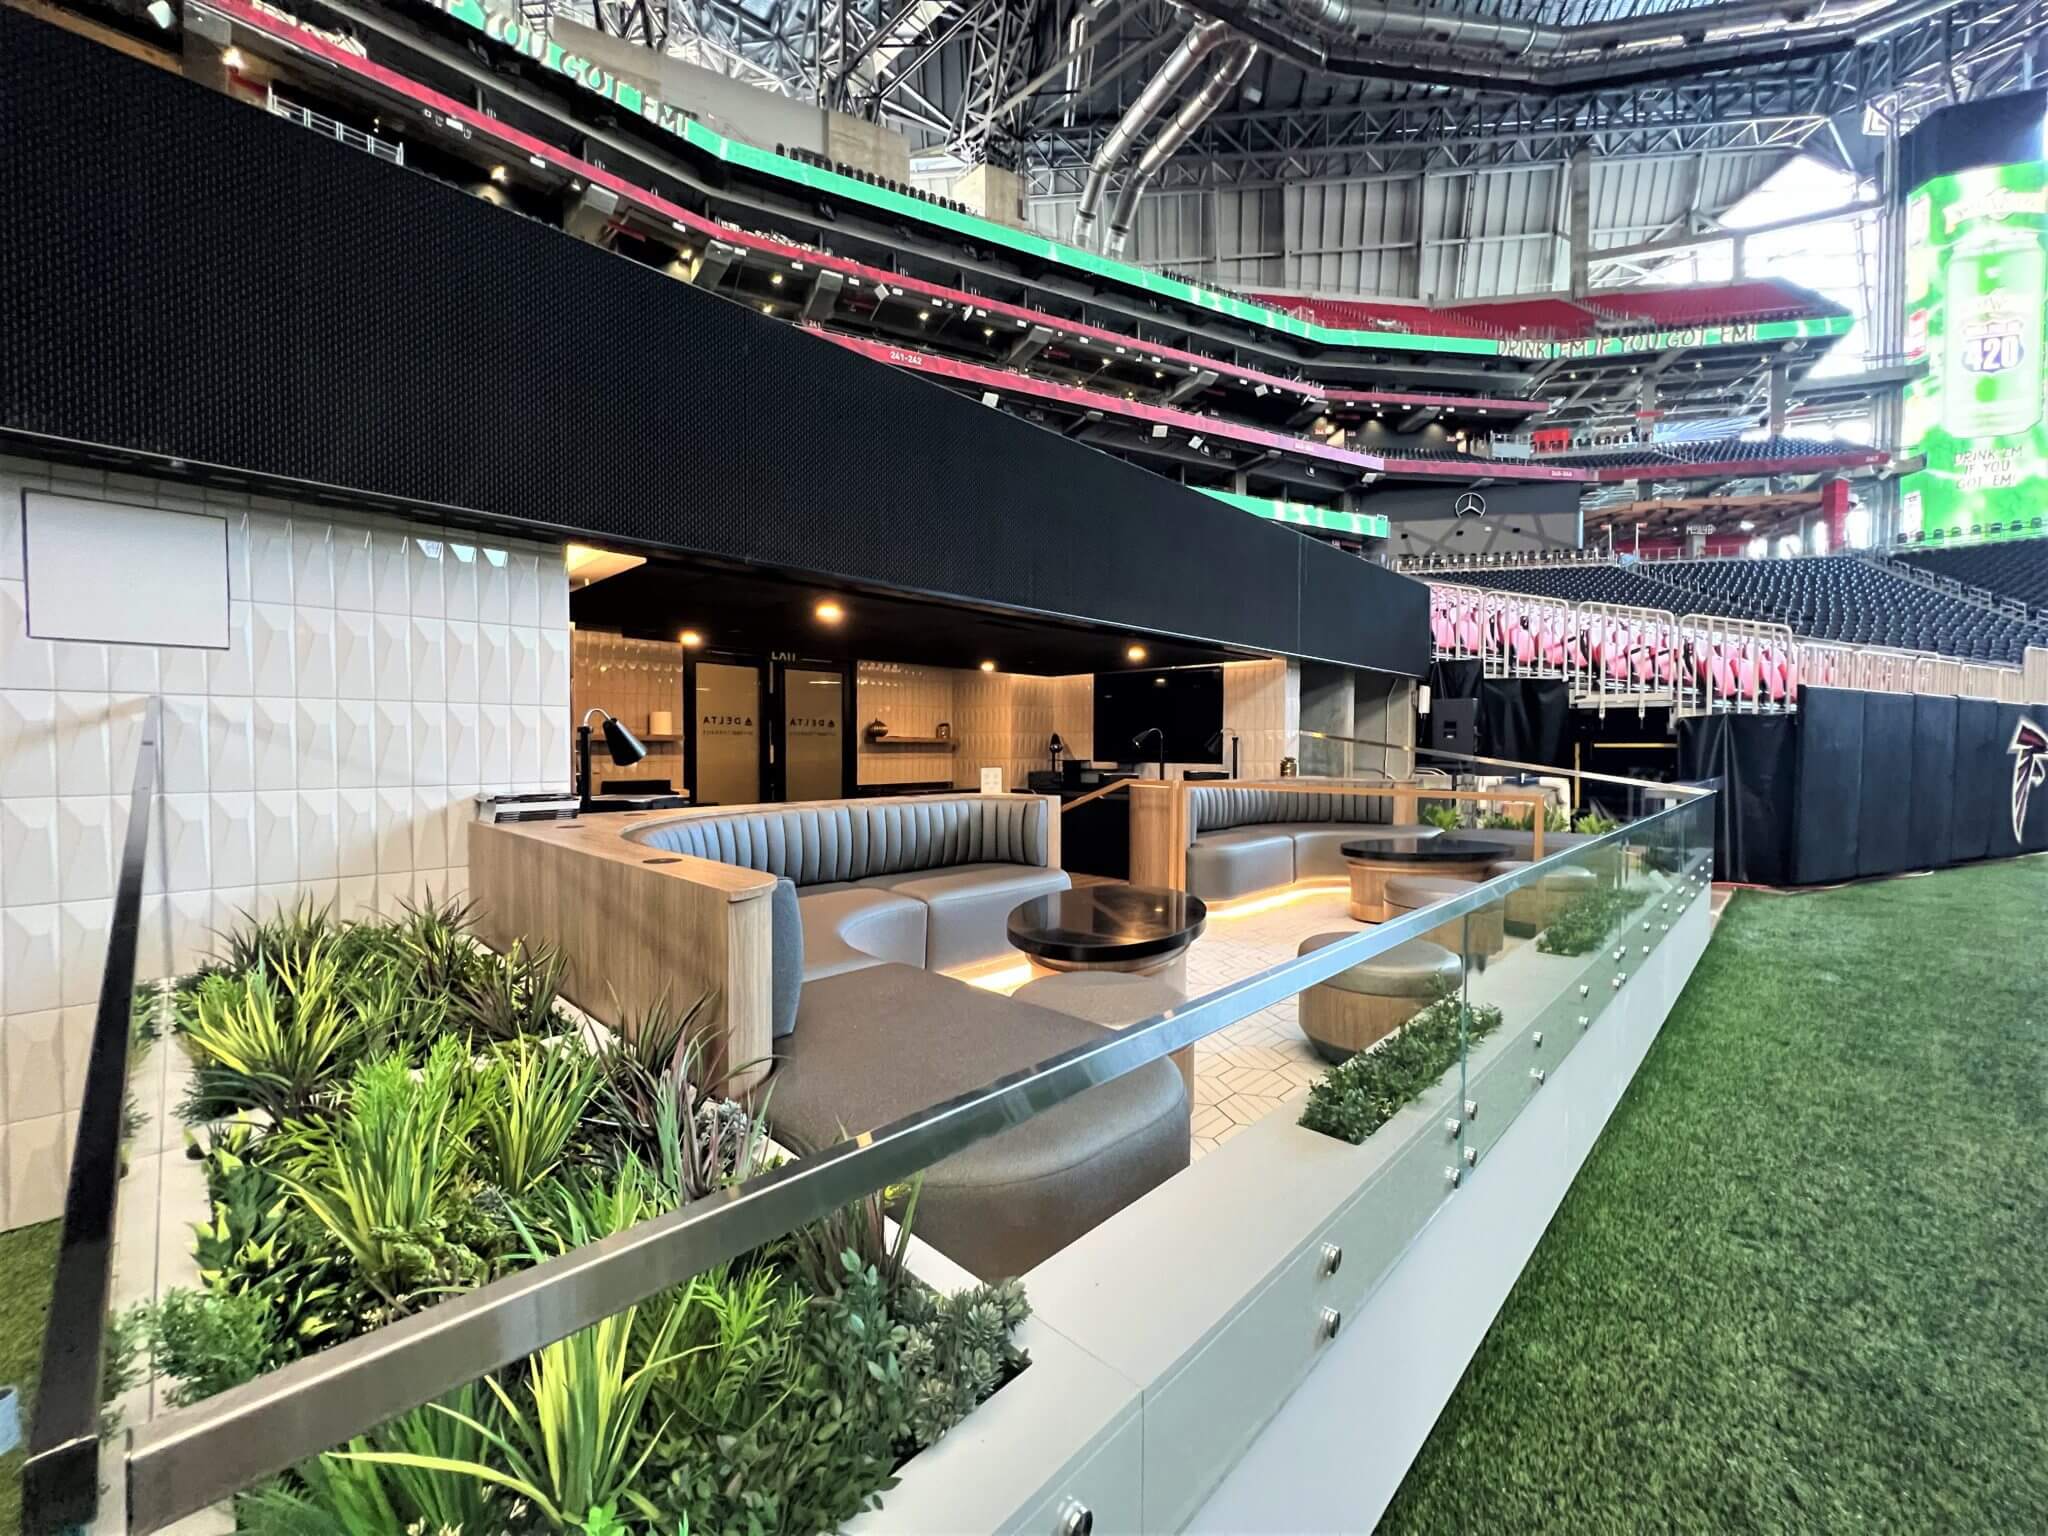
0 1220 61 1536
1378 858 2048 1535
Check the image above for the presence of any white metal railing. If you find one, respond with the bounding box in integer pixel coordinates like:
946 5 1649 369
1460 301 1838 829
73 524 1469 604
1431 588 2048 715
1674 613 1801 718
267 90 404 165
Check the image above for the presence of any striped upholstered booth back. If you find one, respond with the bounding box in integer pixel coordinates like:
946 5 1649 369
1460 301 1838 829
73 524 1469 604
1186 786 1394 838
631 797 1052 886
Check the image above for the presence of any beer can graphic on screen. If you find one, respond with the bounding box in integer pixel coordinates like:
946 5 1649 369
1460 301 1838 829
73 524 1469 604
1942 221 2044 440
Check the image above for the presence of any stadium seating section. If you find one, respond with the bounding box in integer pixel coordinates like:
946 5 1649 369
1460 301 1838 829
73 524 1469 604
1449 553 2048 667
1539 436 1884 473
1894 538 2048 614
1252 280 1840 342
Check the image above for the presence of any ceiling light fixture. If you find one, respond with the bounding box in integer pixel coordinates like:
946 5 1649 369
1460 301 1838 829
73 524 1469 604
1125 643 1148 662
488 164 508 184
770 273 783 286
680 629 704 648
979 659 997 672
222 46 246 69
815 600 845 624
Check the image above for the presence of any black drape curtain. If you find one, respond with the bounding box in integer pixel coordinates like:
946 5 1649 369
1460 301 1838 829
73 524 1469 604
1479 679 1571 767
1676 713 1798 885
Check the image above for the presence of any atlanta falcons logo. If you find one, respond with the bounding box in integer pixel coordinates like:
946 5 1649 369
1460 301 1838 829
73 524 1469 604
2011 717 2048 843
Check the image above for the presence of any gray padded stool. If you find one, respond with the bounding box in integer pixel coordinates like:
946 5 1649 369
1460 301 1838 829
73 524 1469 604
1383 873 1504 959
1295 933 1464 1063
1014 971 1192 1099
1487 860 1599 935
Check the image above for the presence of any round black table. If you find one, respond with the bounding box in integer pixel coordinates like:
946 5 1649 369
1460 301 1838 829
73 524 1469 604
1339 836 1511 922
1007 884 1208 978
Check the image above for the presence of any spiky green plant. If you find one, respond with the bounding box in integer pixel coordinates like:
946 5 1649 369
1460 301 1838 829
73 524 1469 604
1420 803 1463 831
788 1180 920 1304
475 1035 602 1195
1573 809 1621 836
456 939 573 1043
212 895 342 983
334 1296 691 1529
178 959 362 1124
276 1037 484 1310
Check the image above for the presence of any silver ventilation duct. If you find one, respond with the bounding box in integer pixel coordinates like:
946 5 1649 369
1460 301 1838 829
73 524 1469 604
1073 16 1234 249
1186 0 1962 94
1105 39 1257 255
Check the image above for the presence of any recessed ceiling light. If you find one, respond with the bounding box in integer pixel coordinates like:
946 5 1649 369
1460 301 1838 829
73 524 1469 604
222 46 246 69
770 273 783 286
815 600 845 624
680 629 704 648
979 659 997 672
488 164 508 184
1125 643 1148 662
983 326 995 337
918 310 930 322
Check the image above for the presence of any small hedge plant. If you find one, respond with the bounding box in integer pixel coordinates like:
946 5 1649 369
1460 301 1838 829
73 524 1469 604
1298 991 1505 1145
1535 886 1636 957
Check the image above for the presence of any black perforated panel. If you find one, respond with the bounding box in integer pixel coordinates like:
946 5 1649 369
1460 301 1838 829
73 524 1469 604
0 8 1425 673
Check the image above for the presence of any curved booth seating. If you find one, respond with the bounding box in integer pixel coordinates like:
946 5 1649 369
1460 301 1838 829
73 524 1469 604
1295 933 1463 1063
625 795 1187 1278
1383 874 1504 960
1184 786 1426 901
774 964 1189 1279
1014 970 1193 1099
1487 859 1600 934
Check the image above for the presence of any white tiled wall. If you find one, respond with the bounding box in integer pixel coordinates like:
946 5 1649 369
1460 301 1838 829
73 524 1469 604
0 456 571 1228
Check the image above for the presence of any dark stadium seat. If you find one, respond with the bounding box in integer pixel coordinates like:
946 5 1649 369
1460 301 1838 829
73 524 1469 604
1894 537 2048 615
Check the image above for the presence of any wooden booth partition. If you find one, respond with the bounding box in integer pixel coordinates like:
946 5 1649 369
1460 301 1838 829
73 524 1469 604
468 814 779 1093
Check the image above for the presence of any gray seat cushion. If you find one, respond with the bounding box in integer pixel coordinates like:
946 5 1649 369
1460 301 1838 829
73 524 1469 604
1013 970 1184 1028
1298 933 1462 998
796 887 927 981
768 878 802 1038
1186 829 1295 901
862 863 1073 971
1384 874 1480 909
768 965 1189 1278
1487 859 1531 878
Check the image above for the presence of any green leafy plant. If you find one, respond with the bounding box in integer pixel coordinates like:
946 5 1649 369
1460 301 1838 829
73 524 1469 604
789 1181 921 1304
455 938 573 1044
895 1277 1031 1450
188 1123 347 1356
138 1287 287 1406
276 1037 486 1311
1420 804 1463 831
1573 810 1621 836
475 1035 602 1195
178 959 362 1124
1536 887 1636 956
1299 992 1506 1145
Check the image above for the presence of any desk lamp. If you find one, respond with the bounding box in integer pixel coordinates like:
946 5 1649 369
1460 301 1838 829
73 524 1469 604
578 708 648 811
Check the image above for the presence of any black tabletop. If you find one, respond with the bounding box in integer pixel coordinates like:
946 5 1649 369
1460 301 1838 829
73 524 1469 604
1340 836 1512 863
1007 884 1208 965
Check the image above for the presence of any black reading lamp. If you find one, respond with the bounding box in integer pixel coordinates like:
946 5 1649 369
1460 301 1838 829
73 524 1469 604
1048 733 1066 773
1131 725 1166 780
1206 728 1241 778
578 708 647 811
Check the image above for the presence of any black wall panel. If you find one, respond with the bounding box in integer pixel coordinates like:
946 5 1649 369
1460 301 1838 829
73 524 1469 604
1906 694 1959 871
1478 679 1570 767
1950 701 1999 864
1793 688 1865 885
1676 713 1798 887
0 10 1424 674
1854 692 1915 878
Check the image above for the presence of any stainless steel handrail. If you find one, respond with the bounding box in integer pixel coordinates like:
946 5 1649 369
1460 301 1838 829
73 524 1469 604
116 796 1709 1531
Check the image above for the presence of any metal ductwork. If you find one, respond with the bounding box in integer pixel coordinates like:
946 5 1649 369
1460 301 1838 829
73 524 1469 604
1105 38 1257 255
1073 15 1234 249
1186 0 1963 94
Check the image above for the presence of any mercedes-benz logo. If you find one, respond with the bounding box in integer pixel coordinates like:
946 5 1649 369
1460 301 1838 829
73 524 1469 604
1454 491 1487 518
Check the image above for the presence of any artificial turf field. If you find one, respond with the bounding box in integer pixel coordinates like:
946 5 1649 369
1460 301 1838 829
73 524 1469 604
1379 858 2048 1535
0 1220 60 1536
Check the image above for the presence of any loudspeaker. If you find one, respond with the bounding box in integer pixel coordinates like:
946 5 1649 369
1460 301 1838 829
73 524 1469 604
1429 698 1477 754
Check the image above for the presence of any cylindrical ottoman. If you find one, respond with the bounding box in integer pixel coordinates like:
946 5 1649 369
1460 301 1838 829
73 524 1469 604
1489 860 1599 935
1383 874 1504 960
1013 971 1193 1099
1295 934 1464 1064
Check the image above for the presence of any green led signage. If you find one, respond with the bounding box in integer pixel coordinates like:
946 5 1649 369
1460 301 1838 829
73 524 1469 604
1900 160 2048 541
1199 490 1388 539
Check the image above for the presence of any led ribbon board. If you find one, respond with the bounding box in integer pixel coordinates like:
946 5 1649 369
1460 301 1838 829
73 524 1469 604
1900 160 2048 541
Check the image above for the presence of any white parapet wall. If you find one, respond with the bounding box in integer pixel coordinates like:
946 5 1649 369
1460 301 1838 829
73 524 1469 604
867 866 1712 1534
